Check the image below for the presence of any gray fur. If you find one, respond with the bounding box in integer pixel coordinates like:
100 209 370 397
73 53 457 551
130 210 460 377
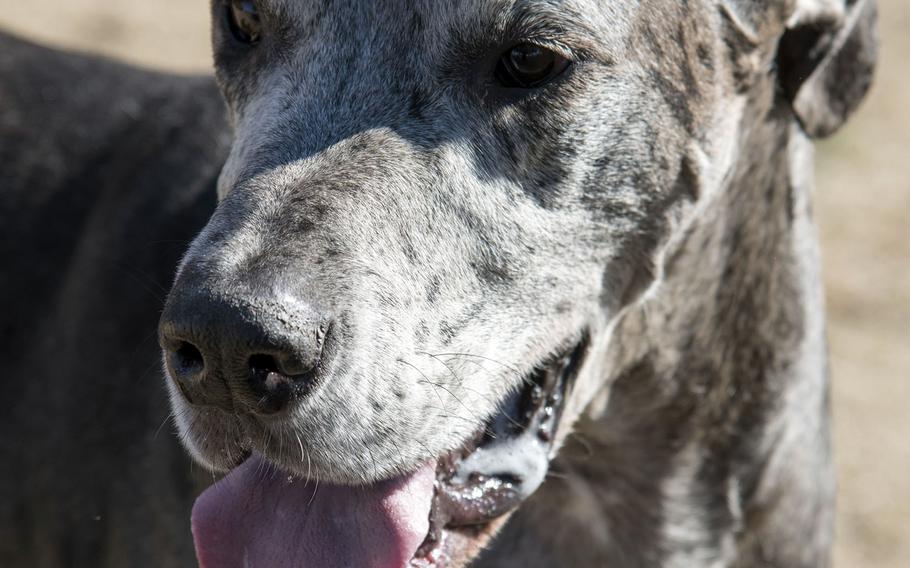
0 0 876 566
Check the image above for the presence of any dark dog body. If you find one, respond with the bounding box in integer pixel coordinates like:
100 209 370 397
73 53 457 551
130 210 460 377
0 0 876 565
0 35 228 565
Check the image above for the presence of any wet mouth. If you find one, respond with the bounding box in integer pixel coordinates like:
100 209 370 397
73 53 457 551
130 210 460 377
189 335 589 568
411 335 589 566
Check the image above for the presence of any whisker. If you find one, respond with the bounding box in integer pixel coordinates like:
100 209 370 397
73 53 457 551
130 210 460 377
307 472 320 508
399 357 488 425
568 431 595 459
295 433 306 463
414 375 482 424
305 443 313 482
417 351 525 431
430 351 537 388
397 358 449 416
417 350 505 403
113 261 168 302
154 411 175 439
428 352 522 375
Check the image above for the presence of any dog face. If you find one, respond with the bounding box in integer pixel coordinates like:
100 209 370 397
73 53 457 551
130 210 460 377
178 0 715 474
160 0 876 565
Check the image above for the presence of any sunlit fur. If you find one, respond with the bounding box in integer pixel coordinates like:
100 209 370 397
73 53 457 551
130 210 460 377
161 0 877 565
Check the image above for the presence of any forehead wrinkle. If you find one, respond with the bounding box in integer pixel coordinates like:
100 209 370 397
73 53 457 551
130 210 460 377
255 0 628 66
430 0 626 65
504 0 613 57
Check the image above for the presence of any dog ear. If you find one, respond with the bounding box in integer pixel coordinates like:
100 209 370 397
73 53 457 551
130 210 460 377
776 0 878 138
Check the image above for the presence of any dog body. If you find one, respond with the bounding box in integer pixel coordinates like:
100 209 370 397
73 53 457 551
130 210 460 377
0 0 876 566
0 34 231 566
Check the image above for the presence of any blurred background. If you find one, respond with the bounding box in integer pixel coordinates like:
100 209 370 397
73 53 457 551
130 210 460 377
0 1 906 565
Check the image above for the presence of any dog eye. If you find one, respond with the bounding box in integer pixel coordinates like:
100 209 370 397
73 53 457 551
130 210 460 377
226 0 262 45
495 43 571 89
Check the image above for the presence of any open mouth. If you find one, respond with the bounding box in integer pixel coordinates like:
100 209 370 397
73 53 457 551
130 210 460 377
191 336 588 568
412 336 589 566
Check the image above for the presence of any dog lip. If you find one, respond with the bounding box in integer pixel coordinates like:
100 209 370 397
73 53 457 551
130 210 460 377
412 334 589 565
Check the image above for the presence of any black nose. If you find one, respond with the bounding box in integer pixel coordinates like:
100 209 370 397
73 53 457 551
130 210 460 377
159 289 330 416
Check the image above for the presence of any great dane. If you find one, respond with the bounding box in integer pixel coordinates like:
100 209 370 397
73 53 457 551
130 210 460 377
0 0 877 566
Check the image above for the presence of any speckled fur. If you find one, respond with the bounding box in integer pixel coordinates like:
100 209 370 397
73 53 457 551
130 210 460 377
0 0 876 566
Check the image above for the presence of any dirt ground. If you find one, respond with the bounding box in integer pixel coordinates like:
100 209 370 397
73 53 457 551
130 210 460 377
1 1 907 566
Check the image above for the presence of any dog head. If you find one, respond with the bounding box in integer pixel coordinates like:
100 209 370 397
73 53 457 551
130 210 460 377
159 1 876 565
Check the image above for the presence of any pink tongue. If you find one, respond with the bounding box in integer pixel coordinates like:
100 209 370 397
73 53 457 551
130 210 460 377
191 454 436 568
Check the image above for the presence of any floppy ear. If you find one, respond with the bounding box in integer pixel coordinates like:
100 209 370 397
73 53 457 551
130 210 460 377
776 0 879 138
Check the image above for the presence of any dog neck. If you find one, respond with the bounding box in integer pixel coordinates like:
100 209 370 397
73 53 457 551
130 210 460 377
477 94 834 568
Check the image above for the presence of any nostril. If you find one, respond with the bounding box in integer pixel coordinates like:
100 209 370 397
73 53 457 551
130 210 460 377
165 340 207 407
249 354 280 379
247 353 315 415
175 341 205 376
